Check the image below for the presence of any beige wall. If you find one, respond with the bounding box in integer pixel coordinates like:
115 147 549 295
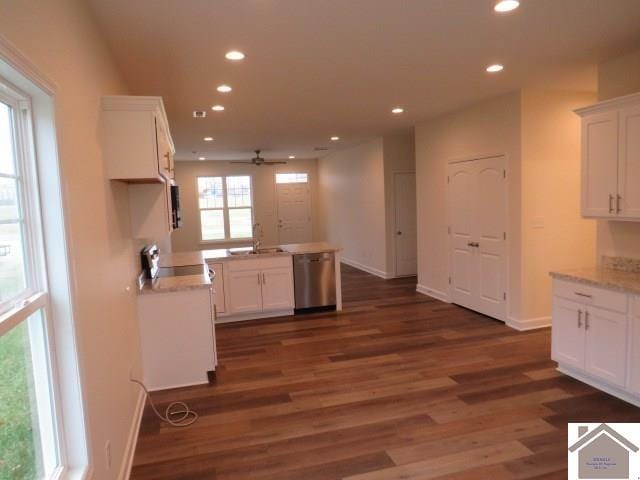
317 139 388 275
383 131 416 276
0 0 142 478
596 48 640 260
171 158 320 252
520 89 597 320
414 92 523 319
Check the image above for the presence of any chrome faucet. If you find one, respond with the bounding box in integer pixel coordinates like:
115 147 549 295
252 223 262 252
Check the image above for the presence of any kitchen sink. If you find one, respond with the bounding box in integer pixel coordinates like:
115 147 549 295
227 247 285 256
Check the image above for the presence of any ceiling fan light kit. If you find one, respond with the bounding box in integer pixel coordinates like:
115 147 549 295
229 149 287 166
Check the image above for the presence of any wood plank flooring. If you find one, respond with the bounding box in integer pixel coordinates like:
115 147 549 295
130 265 640 480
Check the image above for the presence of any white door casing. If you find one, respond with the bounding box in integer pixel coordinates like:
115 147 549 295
448 155 507 321
277 182 312 244
394 172 417 276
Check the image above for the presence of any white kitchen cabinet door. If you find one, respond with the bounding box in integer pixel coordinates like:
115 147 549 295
227 269 262 314
551 297 586 370
585 306 628 387
261 267 294 311
581 111 619 218
209 262 226 314
631 298 640 396
156 116 174 180
618 104 640 218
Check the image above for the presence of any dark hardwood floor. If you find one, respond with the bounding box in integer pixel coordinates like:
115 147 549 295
131 264 640 480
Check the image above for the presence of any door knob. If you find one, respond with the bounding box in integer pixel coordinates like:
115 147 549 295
397 231 402 235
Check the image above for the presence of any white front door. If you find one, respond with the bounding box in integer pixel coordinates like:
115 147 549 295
277 183 312 244
448 156 507 321
394 172 417 276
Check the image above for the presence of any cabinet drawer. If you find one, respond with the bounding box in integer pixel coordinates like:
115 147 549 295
227 256 292 272
553 279 627 313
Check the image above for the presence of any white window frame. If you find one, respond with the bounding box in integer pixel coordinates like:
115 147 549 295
0 80 62 479
0 40 89 480
197 174 254 243
275 172 309 184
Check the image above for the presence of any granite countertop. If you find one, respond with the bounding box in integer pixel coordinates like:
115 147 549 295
160 242 342 267
138 265 211 295
550 267 640 296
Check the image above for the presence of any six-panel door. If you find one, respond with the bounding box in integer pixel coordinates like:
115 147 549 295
551 297 586 370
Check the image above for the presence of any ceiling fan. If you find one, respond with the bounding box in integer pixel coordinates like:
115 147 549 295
229 150 287 166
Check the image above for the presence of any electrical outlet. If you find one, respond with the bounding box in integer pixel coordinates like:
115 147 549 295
105 440 111 470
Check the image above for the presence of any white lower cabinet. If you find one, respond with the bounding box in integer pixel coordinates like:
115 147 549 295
552 278 635 404
228 269 263 313
584 305 627 387
631 297 640 396
226 256 294 316
551 297 586 370
137 287 216 391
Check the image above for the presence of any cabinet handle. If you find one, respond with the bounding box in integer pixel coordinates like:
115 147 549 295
617 194 622 214
262 272 266 284
574 292 592 298
584 311 590 330
609 194 614 214
164 152 171 171
577 309 582 328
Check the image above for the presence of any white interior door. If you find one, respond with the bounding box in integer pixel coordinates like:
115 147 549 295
394 172 417 276
448 156 507 321
277 183 312 244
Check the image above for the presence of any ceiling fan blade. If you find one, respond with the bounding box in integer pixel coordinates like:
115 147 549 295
229 161 253 164
264 161 288 165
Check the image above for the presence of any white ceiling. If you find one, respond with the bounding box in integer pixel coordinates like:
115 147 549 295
88 0 640 161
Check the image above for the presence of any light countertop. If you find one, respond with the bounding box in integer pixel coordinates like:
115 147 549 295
159 242 341 267
550 267 640 296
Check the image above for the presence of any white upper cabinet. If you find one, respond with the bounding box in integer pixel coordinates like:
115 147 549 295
102 96 175 183
576 92 640 220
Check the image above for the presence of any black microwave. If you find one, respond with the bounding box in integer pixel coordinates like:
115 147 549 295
170 184 182 229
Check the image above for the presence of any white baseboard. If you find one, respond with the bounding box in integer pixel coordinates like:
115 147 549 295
557 365 640 408
216 309 294 324
416 284 450 303
117 388 146 480
341 257 392 279
506 315 551 331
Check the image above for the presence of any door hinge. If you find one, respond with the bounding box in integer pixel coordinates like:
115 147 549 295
503 231 506 240
503 292 507 301
503 169 506 179
447 176 450 184
448 226 451 235
448 276 452 285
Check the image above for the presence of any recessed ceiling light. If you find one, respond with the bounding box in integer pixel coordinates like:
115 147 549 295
217 84 232 93
288 155 296 159
486 64 504 73
225 50 245 61
203 137 214 142
330 136 340 141
211 105 225 111
392 107 404 114
198 157 206 161
494 0 520 13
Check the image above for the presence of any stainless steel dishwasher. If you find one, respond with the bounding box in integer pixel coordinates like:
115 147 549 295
293 252 336 312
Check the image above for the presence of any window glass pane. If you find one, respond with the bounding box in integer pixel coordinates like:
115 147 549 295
0 223 26 303
0 177 20 222
0 310 52 480
226 176 252 207
200 210 225 240
276 173 308 184
229 208 252 239
0 102 15 176
197 177 224 209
